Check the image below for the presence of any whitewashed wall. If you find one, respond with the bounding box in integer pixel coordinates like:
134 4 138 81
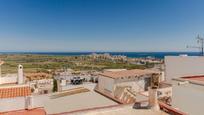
98 76 114 94
0 75 17 84
0 94 49 112
0 97 25 112
165 56 204 82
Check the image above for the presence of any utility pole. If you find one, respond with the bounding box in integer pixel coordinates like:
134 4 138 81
187 35 204 56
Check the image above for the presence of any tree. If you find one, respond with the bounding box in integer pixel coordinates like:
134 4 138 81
53 78 58 92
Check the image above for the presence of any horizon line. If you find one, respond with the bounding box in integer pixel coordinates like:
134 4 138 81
0 51 200 53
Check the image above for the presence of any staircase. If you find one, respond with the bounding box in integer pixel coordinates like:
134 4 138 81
114 86 138 104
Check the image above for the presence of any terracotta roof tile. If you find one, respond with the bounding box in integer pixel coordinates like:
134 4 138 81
0 86 31 98
1 107 46 115
182 75 204 82
100 69 159 79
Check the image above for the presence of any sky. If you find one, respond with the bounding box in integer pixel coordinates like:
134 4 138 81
0 0 204 52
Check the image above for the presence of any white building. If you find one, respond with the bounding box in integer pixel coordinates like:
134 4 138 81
0 64 25 85
98 69 160 96
0 84 32 112
164 56 204 115
165 56 204 82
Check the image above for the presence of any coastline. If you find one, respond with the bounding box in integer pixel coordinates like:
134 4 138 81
0 52 200 59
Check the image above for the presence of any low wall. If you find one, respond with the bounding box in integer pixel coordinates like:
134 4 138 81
0 76 17 84
0 97 26 112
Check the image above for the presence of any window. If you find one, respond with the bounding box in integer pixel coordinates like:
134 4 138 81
157 91 162 96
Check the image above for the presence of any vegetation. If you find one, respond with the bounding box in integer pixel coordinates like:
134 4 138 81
52 78 58 92
0 54 153 74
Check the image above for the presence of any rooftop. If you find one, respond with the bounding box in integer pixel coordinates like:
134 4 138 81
1 108 45 115
100 69 159 79
44 91 118 114
171 79 204 115
62 104 167 115
182 75 204 82
0 85 31 98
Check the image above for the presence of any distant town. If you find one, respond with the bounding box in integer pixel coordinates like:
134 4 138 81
0 52 203 115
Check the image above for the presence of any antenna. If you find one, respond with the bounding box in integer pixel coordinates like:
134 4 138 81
187 34 204 56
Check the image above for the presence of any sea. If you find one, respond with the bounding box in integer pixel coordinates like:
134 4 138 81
0 52 201 59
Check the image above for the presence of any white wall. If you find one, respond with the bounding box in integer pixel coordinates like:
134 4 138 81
157 86 172 98
103 69 126 72
0 97 26 112
98 76 114 94
0 75 17 84
115 80 145 92
165 56 204 82
0 94 50 112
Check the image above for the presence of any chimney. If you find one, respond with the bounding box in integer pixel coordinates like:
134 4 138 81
18 64 24 84
148 87 159 111
148 73 160 111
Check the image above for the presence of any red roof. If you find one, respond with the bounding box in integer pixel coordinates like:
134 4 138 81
100 69 159 79
0 86 31 98
1 108 46 115
182 75 204 82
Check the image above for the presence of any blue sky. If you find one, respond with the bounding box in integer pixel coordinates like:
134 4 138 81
0 0 203 52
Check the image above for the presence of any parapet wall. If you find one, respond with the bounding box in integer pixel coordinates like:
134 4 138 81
0 75 17 85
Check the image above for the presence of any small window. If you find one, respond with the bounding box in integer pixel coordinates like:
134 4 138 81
157 91 162 96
